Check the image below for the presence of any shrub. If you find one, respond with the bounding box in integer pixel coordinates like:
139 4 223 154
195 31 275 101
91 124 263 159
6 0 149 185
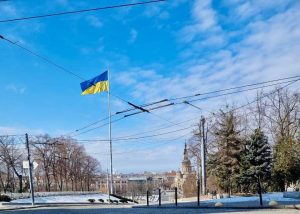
110 194 138 204
113 200 119 204
120 199 128 203
88 199 95 203
98 199 104 203
106 199 113 203
0 195 11 202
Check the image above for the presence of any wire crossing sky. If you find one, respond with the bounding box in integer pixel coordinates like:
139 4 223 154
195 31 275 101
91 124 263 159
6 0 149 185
0 0 166 23
0 0 300 172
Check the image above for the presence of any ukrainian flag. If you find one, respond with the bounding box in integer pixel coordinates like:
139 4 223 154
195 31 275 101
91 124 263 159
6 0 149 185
80 71 109 95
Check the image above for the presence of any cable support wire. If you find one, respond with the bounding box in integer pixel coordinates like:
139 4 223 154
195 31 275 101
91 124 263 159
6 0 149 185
182 78 298 104
73 78 300 140
71 117 125 137
109 117 197 139
78 130 191 147
90 132 190 156
120 78 299 118
76 125 194 142
0 134 25 137
2 34 299 137
0 35 156 122
78 130 192 145
0 0 166 23
75 116 199 143
69 77 299 137
112 75 300 115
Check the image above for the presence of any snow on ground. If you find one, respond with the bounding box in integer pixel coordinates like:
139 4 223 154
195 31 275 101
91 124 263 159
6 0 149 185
202 192 300 204
12 193 120 203
10 192 300 204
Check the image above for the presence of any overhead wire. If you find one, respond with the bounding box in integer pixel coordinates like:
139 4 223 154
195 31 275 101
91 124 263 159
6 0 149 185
0 35 163 126
0 0 166 23
73 78 300 141
2 34 299 137
69 77 299 137
119 75 300 114
90 131 190 156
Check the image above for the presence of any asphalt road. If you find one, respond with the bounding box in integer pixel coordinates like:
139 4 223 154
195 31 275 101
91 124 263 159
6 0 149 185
1 206 300 214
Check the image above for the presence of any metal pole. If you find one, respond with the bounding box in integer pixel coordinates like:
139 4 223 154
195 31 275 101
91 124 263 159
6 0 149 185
158 188 161 206
107 169 110 202
107 68 114 196
147 190 149 206
258 176 263 206
201 116 206 195
197 179 200 206
25 133 35 206
175 187 177 207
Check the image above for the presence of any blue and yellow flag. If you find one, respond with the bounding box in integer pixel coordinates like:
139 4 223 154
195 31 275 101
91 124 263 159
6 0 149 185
80 71 109 95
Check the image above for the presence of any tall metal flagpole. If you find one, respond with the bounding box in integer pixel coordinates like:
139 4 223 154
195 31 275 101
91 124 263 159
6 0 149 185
107 67 114 196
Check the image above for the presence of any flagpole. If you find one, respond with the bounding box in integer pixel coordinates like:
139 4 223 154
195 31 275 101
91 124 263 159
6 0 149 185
107 67 114 198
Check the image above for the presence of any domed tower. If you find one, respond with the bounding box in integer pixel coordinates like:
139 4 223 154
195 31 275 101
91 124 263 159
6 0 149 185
181 143 192 175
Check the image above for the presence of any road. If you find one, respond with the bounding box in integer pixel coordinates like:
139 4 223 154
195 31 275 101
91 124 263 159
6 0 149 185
1 206 300 214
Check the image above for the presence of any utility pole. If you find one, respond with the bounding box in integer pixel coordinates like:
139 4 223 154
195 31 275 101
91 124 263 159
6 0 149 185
201 116 207 195
107 68 114 196
25 133 35 206
107 169 110 202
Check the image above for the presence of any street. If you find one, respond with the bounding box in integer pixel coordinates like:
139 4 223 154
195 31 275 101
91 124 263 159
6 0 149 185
1 206 300 214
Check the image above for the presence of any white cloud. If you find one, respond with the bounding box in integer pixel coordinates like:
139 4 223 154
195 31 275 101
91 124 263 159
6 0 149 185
0 126 45 136
0 4 17 18
180 0 223 43
128 29 138 43
192 0 217 30
6 84 26 94
233 0 294 20
86 15 103 28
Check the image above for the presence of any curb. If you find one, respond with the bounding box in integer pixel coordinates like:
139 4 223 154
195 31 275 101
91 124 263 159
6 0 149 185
133 205 300 210
0 203 133 212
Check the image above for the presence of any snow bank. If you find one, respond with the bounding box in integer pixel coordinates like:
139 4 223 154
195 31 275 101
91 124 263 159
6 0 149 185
12 193 119 203
203 192 300 203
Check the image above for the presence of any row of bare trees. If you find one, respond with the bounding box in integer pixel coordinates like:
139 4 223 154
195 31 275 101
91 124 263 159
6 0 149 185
0 135 101 193
188 87 300 193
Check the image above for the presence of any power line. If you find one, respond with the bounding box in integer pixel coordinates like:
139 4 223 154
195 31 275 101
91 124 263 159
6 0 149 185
0 35 158 119
72 117 125 137
0 134 25 137
119 78 299 118
0 35 85 80
69 78 299 137
114 117 196 139
67 115 113 136
73 78 300 140
2 33 299 136
1 34 179 137
77 125 193 141
91 132 189 156
119 75 300 114
185 79 297 104
231 78 300 112
0 0 166 23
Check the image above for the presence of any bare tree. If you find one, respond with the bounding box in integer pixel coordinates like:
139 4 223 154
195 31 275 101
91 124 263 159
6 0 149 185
0 136 24 193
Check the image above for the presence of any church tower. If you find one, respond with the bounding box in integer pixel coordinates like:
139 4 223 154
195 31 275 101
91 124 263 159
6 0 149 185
181 143 192 174
174 143 197 197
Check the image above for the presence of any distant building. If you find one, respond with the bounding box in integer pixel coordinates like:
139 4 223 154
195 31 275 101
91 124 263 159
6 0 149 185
175 143 197 197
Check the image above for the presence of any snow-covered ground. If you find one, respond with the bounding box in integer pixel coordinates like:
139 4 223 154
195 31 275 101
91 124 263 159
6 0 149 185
12 193 120 204
10 192 300 205
203 192 300 204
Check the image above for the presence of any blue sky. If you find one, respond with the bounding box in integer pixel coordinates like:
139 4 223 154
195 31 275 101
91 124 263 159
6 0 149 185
0 0 300 173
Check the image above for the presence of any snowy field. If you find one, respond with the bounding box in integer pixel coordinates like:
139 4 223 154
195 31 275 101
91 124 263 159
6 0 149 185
9 192 300 205
202 192 300 203
11 193 120 204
